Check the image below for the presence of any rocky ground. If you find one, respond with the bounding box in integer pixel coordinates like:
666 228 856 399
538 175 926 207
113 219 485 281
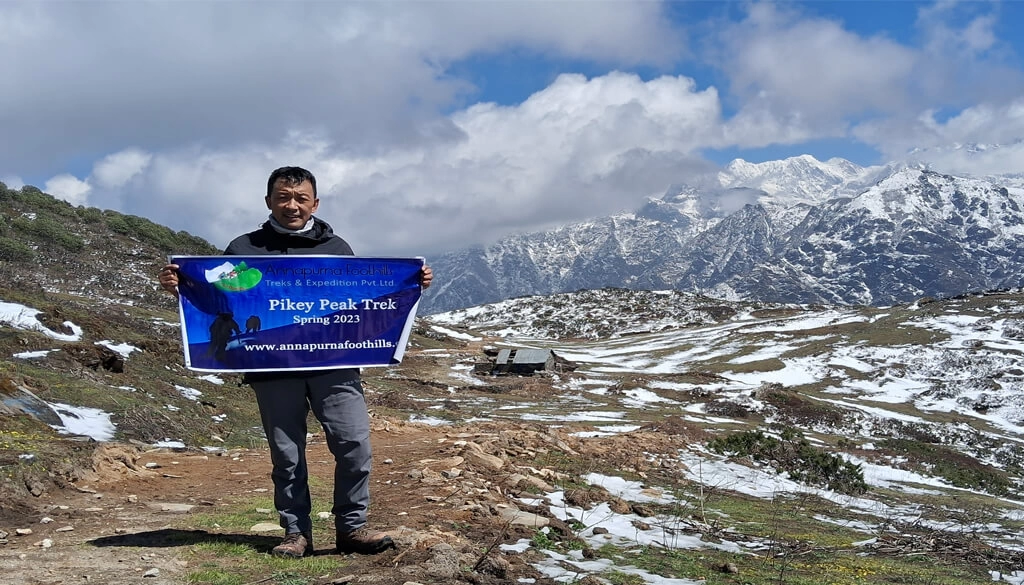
0 410 689 585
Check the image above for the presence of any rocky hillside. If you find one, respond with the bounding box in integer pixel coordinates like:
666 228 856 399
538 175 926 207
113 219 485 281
0 182 218 308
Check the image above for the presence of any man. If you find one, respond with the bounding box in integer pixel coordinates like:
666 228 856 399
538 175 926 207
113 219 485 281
158 166 433 558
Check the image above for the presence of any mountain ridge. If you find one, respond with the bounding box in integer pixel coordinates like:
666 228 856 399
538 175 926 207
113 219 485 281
423 155 1024 313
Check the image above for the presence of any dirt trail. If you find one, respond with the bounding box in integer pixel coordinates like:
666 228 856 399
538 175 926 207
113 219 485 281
0 419 563 585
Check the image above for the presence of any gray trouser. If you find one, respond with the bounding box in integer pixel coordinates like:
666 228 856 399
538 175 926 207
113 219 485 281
251 370 371 534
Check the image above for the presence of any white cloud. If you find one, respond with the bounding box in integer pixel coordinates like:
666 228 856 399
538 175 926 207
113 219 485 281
918 1 998 57
854 99 1024 172
1 175 24 190
44 174 91 206
708 2 1024 159
918 142 1024 177
0 1 684 176
713 3 917 122
92 149 152 190
3 0 1024 258
77 72 722 255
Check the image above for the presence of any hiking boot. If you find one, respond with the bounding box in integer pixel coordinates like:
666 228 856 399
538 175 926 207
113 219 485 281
272 531 313 558
336 526 395 555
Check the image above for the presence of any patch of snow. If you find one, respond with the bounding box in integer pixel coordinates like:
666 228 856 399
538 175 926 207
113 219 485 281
153 440 186 448
0 300 83 341
431 325 482 341
48 402 116 441
409 415 451 426
13 349 55 359
95 340 140 358
174 385 202 401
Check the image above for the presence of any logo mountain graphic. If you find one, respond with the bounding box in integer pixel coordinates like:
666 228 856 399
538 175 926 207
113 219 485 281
207 261 262 292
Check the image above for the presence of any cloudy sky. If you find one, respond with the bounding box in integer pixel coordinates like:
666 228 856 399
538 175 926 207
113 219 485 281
2 0 1023 257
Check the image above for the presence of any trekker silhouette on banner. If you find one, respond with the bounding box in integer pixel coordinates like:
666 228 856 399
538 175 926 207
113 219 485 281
208 312 241 361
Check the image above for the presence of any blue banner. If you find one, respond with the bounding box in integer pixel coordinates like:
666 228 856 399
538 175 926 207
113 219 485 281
170 255 424 372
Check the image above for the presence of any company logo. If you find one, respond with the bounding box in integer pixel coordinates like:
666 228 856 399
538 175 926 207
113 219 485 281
206 261 263 292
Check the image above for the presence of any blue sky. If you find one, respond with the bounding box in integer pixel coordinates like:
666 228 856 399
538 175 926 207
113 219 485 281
1 1 1023 255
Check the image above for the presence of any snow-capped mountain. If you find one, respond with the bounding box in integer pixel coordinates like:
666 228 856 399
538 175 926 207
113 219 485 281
422 155 1024 314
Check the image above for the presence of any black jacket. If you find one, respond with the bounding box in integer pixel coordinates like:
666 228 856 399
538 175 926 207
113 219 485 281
225 217 354 256
224 216 359 384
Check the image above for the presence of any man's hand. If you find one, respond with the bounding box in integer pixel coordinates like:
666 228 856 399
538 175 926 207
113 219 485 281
420 265 434 289
159 263 180 298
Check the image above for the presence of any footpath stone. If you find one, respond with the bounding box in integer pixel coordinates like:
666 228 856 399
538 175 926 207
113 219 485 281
494 504 549 528
146 502 194 513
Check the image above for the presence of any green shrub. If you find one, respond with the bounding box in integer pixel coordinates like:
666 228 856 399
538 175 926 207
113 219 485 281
0 236 36 262
104 213 131 235
13 186 77 217
76 206 105 224
172 230 219 254
102 210 217 253
10 216 84 252
709 427 868 495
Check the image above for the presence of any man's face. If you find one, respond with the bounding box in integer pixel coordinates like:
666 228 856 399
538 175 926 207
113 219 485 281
266 179 319 229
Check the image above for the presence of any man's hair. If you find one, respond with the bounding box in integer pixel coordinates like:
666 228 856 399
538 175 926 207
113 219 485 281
267 166 317 198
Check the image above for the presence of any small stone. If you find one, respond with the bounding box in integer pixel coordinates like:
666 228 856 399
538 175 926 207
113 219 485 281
55 526 74 532
463 450 504 471
40 517 53 524
34 538 53 548
126 495 138 503
630 503 654 517
494 504 549 528
255 508 272 514
476 555 509 578
15 528 33 536
383 458 394 464
144 462 161 469
316 512 331 520
147 503 194 513
419 456 465 469
591 527 609 535
719 562 739 574
142 568 160 577
331 575 357 584
440 468 461 479
250 522 283 533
